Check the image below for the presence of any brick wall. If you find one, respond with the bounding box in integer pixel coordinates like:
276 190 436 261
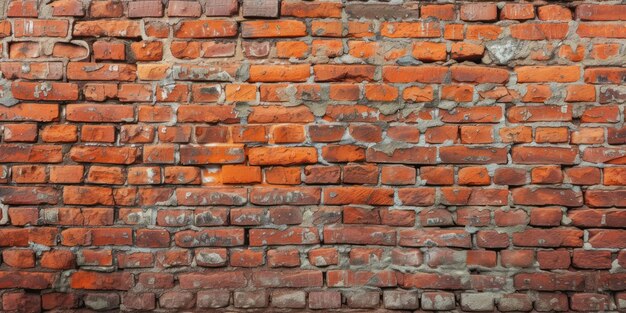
0 0 625 311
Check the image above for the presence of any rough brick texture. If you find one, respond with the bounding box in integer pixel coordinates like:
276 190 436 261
0 0 625 312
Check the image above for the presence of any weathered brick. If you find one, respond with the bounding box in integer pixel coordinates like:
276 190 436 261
174 20 237 38
89 0 124 18
242 20 307 38
74 21 141 37
0 3 621 311
249 64 310 82
14 19 68 37
243 0 279 18
70 271 133 290
461 3 498 21
128 1 163 18
381 21 441 38
516 66 581 83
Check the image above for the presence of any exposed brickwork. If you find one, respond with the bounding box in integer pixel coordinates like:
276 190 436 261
0 0 625 311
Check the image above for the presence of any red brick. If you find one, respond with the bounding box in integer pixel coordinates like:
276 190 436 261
312 20 343 37
311 40 341 59
74 21 141 37
538 5 573 21
0 145 62 164
512 228 583 247
501 4 535 20
315 65 376 82
9 41 40 58
516 66 580 83
52 42 88 59
448 35 471 55
458 166 490 185
174 20 237 38
327 270 396 288
381 21 441 38
2 249 35 268
441 187 508 206
572 249 612 269
128 1 163 17
265 167 301 185
464 25 501 40
460 125 493 143
89 0 124 18
401 273 466 289
14 19 68 37
510 23 569 40
591 43 621 60
122 293 155 311
69 146 138 164
242 20 307 38
450 42 484 61
576 23 626 38
130 41 163 61
50 0 85 16
584 67 626 84
309 291 341 309
476 230 509 248
421 4 455 20
204 0 238 16
412 42 447 62
501 250 534 268
571 293 610 311
70 271 133 290
3 124 38 142
576 4 626 21
0 103 59 122
250 187 320 205
582 147 626 164
324 225 396 245
7 0 38 17
461 3 498 21
281 1 341 18
508 105 572 123
249 64 310 82
249 147 317 165
364 84 398 102
399 229 471 248
383 66 447 83
439 146 507 164
167 1 201 17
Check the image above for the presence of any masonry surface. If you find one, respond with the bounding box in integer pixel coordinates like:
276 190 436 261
0 0 625 311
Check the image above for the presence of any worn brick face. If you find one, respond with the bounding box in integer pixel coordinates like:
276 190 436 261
0 0 625 312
